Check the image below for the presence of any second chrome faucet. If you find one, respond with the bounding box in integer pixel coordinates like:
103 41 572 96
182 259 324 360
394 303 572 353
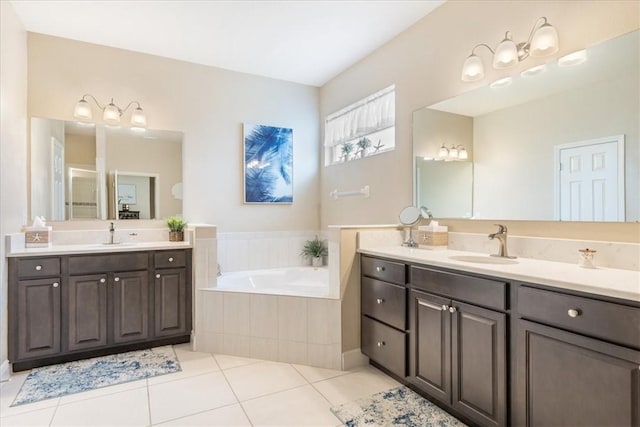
488 224 517 259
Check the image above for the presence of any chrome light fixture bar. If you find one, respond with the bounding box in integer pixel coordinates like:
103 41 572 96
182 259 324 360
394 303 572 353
74 94 147 128
461 17 559 82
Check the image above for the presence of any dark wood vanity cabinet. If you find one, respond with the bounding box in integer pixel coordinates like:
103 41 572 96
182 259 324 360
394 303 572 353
9 248 192 371
409 267 507 427
514 285 640 427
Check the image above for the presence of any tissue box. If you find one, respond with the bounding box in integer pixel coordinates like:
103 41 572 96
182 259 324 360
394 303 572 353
415 230 448 247
24 226 52 248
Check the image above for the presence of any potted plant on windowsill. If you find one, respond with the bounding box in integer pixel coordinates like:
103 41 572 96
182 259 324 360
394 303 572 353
301 236 328 267
166 216 187 242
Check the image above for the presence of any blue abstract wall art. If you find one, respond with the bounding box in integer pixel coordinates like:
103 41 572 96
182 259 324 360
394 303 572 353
244 123 293 203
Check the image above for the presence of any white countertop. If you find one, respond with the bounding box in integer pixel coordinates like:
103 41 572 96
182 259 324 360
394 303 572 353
359 246 640 303
6 241 192 257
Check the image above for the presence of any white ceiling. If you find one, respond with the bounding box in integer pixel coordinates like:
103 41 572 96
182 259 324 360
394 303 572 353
11 0 445 87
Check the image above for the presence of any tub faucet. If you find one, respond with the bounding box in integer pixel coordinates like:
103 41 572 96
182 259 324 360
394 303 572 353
109 222 115 244
488 224 516 259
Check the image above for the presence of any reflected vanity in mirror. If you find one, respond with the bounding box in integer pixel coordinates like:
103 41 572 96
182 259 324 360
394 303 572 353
30 118 183 221
413 30 639 222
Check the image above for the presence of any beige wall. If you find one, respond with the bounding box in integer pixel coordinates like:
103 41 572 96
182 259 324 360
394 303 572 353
65 133 96 168
0 1 28 375
28 33 320 232
30 117 64 220
320 0 640 241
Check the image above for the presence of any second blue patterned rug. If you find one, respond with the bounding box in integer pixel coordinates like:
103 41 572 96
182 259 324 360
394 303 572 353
331 386 467 427
11 346 181 406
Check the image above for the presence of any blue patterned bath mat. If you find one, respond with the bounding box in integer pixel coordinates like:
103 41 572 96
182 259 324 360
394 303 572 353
11 346 181 406
331 386 466 427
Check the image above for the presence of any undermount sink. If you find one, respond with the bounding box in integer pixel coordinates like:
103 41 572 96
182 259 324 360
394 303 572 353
97 242 137 247
449 255 518 265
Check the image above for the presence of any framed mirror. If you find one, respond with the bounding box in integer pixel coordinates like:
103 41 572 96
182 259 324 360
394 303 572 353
413 30 639 222
30 118 183 221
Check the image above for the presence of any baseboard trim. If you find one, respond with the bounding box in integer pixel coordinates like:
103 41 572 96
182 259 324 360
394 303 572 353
0 359 10 382
342 348 368 370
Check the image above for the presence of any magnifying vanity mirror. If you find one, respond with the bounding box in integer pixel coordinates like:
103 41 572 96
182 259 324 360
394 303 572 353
413 29 639 223
399 206 430 247
30 118 183 221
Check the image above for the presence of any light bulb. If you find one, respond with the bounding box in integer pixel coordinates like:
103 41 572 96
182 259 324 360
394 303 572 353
461 54 485 82
530 23 559 57
73 99 92 120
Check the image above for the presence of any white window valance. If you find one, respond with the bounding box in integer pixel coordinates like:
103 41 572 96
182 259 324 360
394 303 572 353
324 85 395 147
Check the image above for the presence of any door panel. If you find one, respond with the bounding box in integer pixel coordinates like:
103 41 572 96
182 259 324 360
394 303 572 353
17 278 61 359
113 271 149 343
154 269 187 337
68 274 108 351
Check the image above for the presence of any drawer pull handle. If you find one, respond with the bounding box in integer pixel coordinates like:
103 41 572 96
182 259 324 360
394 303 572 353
156 274 161 279
169 257 174 262
376 298 384 304
449 306 457 313
375 266 386 272
567 308 581 318
441 304 449 311
35 265 42 271
52 282 59 288
114 277 120 282
99 278 106 283
376 341 386 347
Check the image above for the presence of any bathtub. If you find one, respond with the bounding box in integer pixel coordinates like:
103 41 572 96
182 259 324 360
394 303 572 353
210 266 334 298
196 265 342 369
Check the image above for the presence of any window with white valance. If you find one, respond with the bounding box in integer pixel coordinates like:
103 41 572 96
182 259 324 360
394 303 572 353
324 85 395 165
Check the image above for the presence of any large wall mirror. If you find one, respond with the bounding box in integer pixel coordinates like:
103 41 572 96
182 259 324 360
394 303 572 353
414 29 639 222
30 118 183 221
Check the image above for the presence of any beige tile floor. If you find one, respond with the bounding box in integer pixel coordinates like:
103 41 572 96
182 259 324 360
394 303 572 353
0 344 400 426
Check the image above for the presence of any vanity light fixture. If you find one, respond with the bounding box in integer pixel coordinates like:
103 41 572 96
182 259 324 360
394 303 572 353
558 49 588 67
73 94 147 128
461 17 559 82
437 144 468 161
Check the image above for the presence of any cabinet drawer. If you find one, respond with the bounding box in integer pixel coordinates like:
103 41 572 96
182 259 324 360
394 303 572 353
410 266 507 311
69 252 148 275
362 277 406 330
361 256 406 285
518 286 640 349
362 316 406 377
154 250 186 269
17 257 60 278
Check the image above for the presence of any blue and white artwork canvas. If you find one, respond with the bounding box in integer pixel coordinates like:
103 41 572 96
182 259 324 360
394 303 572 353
244 123 293 203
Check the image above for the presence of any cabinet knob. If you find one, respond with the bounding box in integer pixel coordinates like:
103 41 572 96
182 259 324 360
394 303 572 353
168 257 174 262
156 274 161 279
375 266 385 272
99 278 106 283
441 304 449 311
52 282 59 288
449 306 457 313
35 265 42 271
376 298 384 304
376 341 386 347
114 277 120 282
567 308 581 318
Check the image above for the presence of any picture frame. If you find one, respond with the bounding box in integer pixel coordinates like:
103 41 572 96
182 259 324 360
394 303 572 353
117 183 137 204
243 123 293 204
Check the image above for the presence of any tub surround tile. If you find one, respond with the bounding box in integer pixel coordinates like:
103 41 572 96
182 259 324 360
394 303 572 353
197 332 225 353
278 340 308 365
241 384 341 426
250 294 278 339
250 337 279 361
201 291 224 333
278 296 308 342
223 335 253 358
222 361 307 401
148 372 237 425
307 299 341 345
223 293 251 335
307 343 342 370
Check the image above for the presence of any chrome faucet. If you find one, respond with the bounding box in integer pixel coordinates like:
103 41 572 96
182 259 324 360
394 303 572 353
488 224 516 259
109 222 115 244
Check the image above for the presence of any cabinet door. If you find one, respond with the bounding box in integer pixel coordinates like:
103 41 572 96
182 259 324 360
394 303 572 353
68 274 108 351
516 319 640 427
408 289 451 404
16 278 61 360
451 301 506 427
113 271 149 344
154 268 187 337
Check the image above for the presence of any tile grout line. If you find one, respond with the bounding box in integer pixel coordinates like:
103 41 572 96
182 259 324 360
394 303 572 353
149 401 241 426
146 379 152 427
48 398 61 427
217 359 254 426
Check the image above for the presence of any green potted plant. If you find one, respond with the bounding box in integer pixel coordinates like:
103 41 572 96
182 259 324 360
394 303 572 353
300 236 328 267
356 137 371 158
166 216 187 242
341 142 354 162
